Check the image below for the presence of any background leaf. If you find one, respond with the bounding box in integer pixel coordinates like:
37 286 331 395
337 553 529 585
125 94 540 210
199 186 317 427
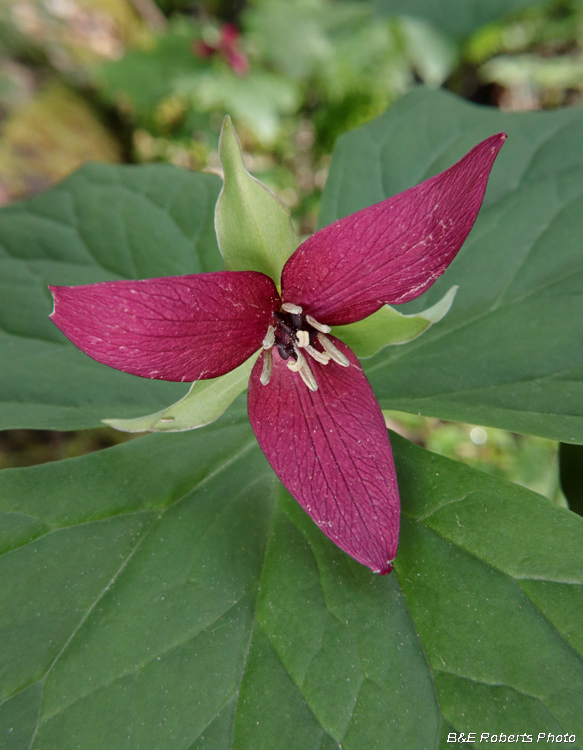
371 0 550 38
1 407 581 747
175 69 301 145
0 162 222 430
320 86 583 444
99 22 200 123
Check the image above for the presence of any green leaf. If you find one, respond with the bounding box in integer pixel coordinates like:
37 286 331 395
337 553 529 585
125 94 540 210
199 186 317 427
0 162 222 430
371 0 550 38
214 116 299 282
99 20 203 123
103 352 258 433
176 72 301 145
333 285 457 358
320 86 583 443
397 17 458 87
1 413 582 747
244 0 372 81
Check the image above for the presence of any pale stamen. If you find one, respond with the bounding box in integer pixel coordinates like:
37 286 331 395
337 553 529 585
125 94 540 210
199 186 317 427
281 302 303 314
262 324 275 349
295 330 310 348
317 333 350 367
298 361 318 391
260 349 273 385
304 344 331 365
287 348 307 372
305 314 331 333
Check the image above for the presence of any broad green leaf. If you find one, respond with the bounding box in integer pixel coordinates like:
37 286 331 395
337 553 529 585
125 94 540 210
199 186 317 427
103 352 258 433
1 409 582 747
320 86 583 443
371 0 550 38
0 163 222 430
333 285 457 358
214 116 299 282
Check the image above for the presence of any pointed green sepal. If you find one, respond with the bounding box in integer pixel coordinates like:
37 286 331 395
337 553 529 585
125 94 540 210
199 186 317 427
102 352 258 433
214 116 299 283
333 286 458 358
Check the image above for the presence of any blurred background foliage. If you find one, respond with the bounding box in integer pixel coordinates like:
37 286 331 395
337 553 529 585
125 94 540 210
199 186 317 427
1 0 582 506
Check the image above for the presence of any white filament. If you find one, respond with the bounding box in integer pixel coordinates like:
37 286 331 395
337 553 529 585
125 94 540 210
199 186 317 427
281 302 303 314
317 333 350 367
262 325 275 349
303 344 331 365
260 349 273 385
306 314 331 333
298 361 318 391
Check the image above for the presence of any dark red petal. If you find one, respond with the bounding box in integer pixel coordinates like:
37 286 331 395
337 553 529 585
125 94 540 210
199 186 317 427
193 39 216 58
220 23 241 45
281 133 506 325
50 272 280 382
226 49 250 76
248 338 399 573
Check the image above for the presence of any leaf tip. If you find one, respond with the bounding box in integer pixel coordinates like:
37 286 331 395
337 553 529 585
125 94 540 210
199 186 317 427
219 114 235 143
218 114 244 175
422 284 458 324
48 285 58 318
101 417 146 434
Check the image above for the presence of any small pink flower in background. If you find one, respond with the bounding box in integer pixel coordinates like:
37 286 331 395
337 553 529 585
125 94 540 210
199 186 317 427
49 133 505 574
193 23 249 76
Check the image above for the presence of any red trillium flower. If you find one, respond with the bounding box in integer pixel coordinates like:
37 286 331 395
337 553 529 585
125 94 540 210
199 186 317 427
193 23 250 76
49 133 505 574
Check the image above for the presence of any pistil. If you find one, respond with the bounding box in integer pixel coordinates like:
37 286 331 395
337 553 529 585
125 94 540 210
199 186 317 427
260 303 348 389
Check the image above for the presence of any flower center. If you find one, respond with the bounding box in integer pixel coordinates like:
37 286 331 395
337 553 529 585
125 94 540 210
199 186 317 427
272 309 317 360
260 302 349 391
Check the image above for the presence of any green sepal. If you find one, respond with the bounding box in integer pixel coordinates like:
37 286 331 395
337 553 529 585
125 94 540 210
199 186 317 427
102 352 258 433
214 115 299 283
333 286 458 358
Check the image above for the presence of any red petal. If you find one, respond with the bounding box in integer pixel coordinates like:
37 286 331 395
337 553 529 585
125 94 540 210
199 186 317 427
220 23 241 45
282 133 506 325
248 338 399 573
193 39 216 58
226 49 250 76
50 272 280 382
